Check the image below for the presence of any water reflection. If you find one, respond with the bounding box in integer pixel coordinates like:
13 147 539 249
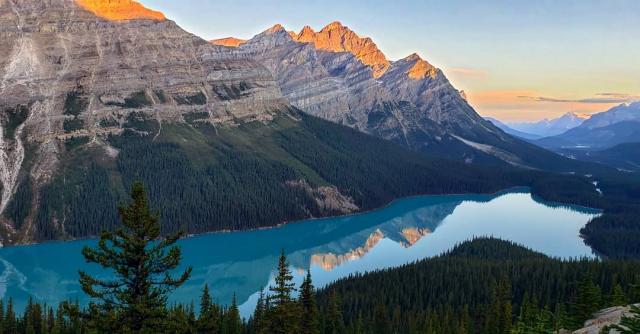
0 189 599 316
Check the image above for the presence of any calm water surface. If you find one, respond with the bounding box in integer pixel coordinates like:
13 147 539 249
0 189 600 316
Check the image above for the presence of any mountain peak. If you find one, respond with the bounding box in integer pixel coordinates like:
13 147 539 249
265 23 286 33
561 111 587 120
75 0 166 21
323 21 347 31
290 21 390 78
401 53 438 80
211 37 247 47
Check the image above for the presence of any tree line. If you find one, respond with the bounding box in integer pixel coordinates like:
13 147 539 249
2 183 640 333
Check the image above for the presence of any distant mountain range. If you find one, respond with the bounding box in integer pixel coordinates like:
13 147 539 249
535 102 640 150
485 117 543 140
492 112 587 139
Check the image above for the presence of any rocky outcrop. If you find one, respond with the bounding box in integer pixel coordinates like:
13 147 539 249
569 304 638 334
211 37 247 47
0 0 288 241
290 22 390 78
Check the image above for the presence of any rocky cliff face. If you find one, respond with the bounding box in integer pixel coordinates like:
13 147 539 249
289 22 390 78
216 22 536 165
0 0 287 242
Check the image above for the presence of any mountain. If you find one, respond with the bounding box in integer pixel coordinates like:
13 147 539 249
485 117 542 140
213 22 587 170
557 142 640 172
0 0 545 245
536 121 640 150
508 112 587 137
579 101 640 129
535 103 640 150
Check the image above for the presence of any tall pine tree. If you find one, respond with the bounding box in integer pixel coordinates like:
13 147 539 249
267 250 299 334
299 270 320 334
79 182 192 333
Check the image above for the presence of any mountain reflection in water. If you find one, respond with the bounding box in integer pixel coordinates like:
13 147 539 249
0 189 599 317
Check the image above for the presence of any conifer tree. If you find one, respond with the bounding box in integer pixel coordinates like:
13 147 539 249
227 294 242 334
197 284 221 334
78 182 192 333
0 301 4 334
5 298 17 334
299 270 320 334
253 291 268 334
267 250 299 334
325 290 344 334
569 277 602 329
610 283 628 306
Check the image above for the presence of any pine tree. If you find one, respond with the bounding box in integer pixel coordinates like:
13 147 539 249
325 290 344 334
78 182 192 333
553 302 568 332
5 298 17 334
299 271 320 334
253 291 268 334
227 294 242 334
46 307 54 334
198 284 221 334
267 250 299 334
610 283 628 306
569 277 602 329
0 301 4 334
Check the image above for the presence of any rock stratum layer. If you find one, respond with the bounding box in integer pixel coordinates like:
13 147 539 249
0 0 287 243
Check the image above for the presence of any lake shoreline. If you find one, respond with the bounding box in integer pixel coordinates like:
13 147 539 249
0 185 601 249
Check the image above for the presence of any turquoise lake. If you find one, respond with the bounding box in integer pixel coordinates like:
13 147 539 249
0 189 600 316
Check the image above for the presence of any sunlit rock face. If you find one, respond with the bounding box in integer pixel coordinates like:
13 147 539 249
0 0 287 242
75 0 166 21
220 22 509 161
310 225 432 271
311 230 385 271
211 37 247 47
290 21 390 78
400 227 431 246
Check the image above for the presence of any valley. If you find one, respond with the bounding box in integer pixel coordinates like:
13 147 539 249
0 1 638 333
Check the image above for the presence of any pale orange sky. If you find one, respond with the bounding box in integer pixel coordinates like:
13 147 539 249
462 90 622 122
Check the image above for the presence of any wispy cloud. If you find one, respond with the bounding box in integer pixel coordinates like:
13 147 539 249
518 93 640 104
446 67 488 78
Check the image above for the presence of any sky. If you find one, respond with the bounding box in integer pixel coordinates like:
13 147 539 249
140 0 640 122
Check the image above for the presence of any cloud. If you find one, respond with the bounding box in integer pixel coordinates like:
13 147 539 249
446 67 488 78
518 93 640 104
466 90 624 122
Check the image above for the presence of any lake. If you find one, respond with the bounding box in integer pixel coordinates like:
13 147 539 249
0 189 600 316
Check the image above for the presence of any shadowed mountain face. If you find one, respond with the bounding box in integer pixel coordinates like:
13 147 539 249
214 22 585 170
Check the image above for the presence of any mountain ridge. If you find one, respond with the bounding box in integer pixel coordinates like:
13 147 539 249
534 103 640 150
507 112 587 137
214 22 593 171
